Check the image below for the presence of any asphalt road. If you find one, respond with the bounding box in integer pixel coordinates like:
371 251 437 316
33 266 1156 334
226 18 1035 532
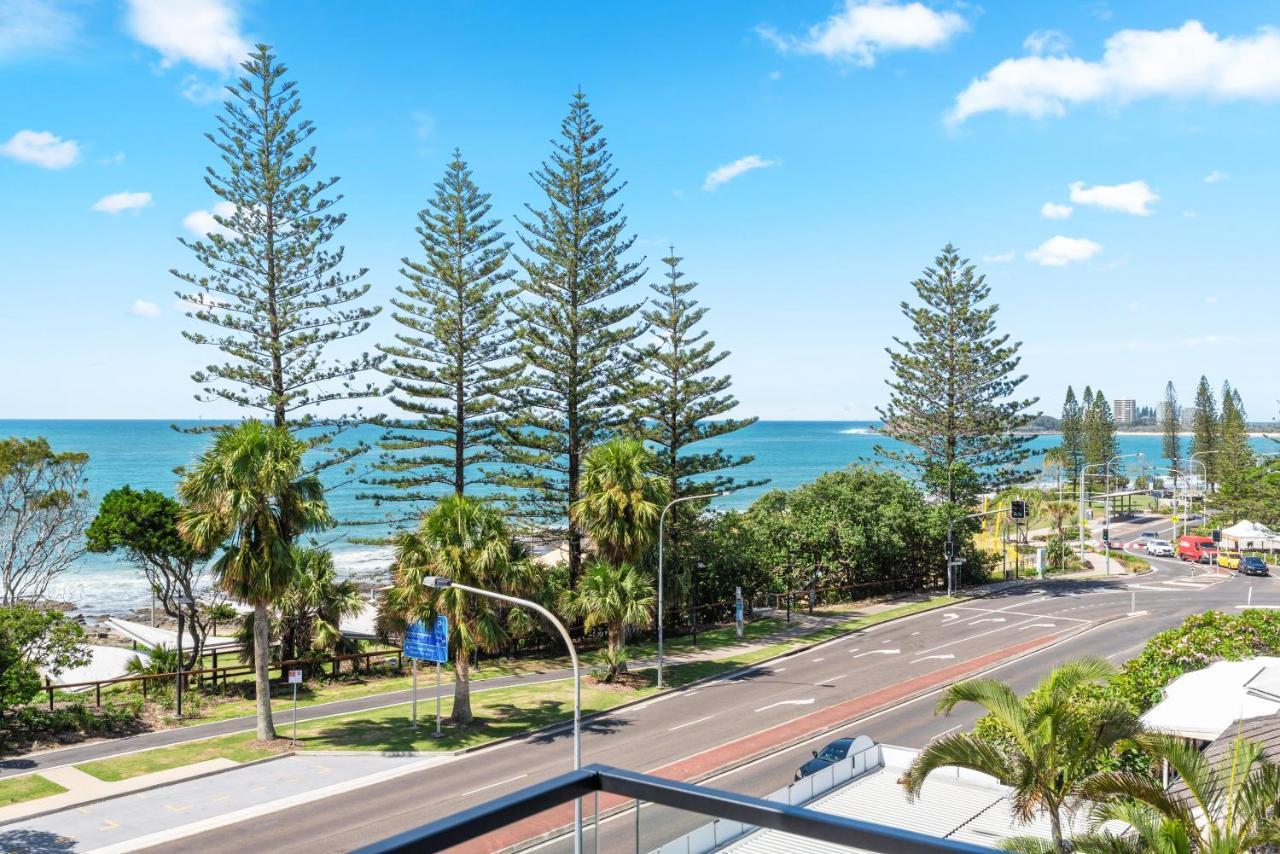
156 541 1280 854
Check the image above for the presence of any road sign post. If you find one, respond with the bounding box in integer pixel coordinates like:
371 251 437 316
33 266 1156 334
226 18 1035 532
404 615 449 737
288 669 302 745
734 586 744 639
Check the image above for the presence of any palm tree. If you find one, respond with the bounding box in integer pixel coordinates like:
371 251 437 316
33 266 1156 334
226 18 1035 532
901 658 1138 853
278 547 365 663
1063 799 1192 853
179 421 332 741
203 601 239 636
571 437 667 566
389 494 531 724
1078 732 1280 852
561 561 655 681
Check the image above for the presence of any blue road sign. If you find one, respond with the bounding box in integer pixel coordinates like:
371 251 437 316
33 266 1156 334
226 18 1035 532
404 615 449 663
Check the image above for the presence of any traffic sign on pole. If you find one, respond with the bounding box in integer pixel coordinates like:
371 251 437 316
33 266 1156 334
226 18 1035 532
404 616 449 735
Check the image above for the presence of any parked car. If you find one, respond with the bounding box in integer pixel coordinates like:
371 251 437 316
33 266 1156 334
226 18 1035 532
1177 535 1217 563
1198 549 1219 565
1217 550 1243 570
1146 539 1174 557
1240 556 1270 577
796 738 856 780
1140 531 1159 540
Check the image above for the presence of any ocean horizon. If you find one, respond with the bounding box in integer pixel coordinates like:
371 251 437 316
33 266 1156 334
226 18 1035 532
3 418 1273 616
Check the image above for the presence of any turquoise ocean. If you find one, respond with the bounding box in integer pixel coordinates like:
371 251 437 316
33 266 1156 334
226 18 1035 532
2 420 1274 615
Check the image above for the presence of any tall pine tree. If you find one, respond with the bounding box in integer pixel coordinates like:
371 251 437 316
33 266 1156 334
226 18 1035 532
1083 389 1118 486
175 45 381 442
1189 375 1219 488
503 92 644 583
1059 386 1084 488
370 149 517 513
631 250 763 502
876 244 1037 500
1216 381 1253 520
1161 380 1181 489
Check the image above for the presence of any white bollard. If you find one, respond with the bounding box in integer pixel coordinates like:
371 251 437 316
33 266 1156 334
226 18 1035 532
1249 586 1254 607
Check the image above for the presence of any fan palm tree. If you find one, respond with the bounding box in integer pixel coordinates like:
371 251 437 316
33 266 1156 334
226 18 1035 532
570 437 668 566
1078 732 1280 852
389 494 532 724
179 421 332 741
1060 799 1192 853
901 657 1138 853
561 561 655 681
278 546 365 662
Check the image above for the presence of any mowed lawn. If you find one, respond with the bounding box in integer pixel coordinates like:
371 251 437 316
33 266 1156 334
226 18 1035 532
0 774 67 806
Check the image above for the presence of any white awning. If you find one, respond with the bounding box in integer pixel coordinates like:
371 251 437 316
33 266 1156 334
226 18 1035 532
105 617 240 651
45 645 150 690
1141 658 1280 741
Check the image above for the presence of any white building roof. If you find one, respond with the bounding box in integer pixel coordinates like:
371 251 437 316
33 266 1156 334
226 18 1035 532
105 617 240 651
1141 657 1280 741
716 745 1097 853
342 601 379 639
45 644 150 690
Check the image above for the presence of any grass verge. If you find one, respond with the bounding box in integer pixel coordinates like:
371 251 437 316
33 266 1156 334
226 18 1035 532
76 738 278 782
0 774 67 806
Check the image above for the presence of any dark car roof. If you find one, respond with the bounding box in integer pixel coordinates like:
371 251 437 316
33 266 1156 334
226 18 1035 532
1243 556 1267 564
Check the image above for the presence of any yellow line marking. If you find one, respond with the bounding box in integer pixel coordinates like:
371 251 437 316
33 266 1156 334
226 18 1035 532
165 803 192 813
101 819 120 830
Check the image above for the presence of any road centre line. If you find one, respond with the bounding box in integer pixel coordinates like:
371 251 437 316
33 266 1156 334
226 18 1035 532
912 617 1044 656
953 606 1089 623
461 774 528 798
669 716 714 732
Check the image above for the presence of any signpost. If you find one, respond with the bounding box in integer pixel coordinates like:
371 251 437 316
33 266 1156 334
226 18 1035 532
404 615 449 736
288 669 303 745
734 586 744 639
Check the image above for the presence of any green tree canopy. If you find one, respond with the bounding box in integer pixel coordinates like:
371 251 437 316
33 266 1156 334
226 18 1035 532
570 437 667 567
0 604 89 717
561 561 654 681
0 437 89 606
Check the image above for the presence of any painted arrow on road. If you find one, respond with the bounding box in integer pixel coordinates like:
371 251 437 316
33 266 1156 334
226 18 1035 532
909 654 956 664
754 698 816 713
854 649 900 658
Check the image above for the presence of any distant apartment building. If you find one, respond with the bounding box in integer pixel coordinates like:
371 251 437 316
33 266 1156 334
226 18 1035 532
1181 405 1200 429
1113 398 1136 425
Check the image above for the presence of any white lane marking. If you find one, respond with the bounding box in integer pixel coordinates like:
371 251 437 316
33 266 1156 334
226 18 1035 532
941 613 959 622
811 658 825 663
954 606 1089 623
1105 652 1120 659
755 698 816 713
1018 623 1056 630
913 617 1039 656
911 631 920 636
854 649 900 658
931 725 962 741
771 667 786 673
969 617 1006 624
910 654 955 664
824 674 848 683
461 774 528 797
848 648 860 654
669 715 714 732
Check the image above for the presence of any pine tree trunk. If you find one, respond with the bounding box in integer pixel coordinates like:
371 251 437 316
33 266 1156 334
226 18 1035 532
253 601 276 741
452 647 472 724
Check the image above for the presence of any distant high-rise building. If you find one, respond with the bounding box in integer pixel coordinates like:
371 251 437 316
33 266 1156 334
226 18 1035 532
1181 406 1199 429
1113 398 1136 425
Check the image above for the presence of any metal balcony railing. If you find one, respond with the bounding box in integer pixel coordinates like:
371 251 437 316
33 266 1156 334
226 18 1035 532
354 763 1000 854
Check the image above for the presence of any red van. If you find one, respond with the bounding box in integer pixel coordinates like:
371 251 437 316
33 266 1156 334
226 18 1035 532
1177 535 1217 563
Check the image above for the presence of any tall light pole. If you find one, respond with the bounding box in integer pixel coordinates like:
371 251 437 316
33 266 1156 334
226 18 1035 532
1104 452 1142 576
657 491 726 690
1190 450 1218 531
174 594 193 719
419 577 584 854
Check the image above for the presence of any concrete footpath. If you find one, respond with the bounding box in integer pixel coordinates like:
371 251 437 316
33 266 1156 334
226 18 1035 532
0 753 449 853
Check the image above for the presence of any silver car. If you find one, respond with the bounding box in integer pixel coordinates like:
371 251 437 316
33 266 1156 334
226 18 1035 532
1146 539 1174 557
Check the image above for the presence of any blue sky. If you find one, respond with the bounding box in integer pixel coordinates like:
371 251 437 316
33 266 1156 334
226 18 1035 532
2 0 1279 422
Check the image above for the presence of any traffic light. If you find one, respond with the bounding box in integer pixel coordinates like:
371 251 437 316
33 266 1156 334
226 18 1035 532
1212 529 1222 543
1010 499 1027 520
945 537 954 558
1102 528 1110 542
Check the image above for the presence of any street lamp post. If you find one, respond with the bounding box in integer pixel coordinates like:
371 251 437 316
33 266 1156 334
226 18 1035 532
174 594 193 719
419 577 585 854
1190 451 1218 533
657 491 726 690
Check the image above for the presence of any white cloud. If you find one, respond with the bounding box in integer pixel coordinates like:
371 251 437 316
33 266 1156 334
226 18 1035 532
181 75 224 105
1 129 80 169
99 152 126 166
1069 180 1159 215
758 0 967 66
183 201 236 237
1026 235 1102 266
1041 202 1073 219
92 191 152 214
949 21 1280 124
768 70 783 80
125 0 249 73
1204 169 1228 183
982 250 1015 263
1023 29 1070 56
702 155 776 191
0 0 80 60
130 299 162 318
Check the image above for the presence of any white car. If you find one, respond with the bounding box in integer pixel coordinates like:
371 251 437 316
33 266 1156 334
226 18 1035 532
1146 539 1174 557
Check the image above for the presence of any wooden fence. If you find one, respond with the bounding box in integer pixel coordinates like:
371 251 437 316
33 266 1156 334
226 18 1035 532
45 647 404 710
